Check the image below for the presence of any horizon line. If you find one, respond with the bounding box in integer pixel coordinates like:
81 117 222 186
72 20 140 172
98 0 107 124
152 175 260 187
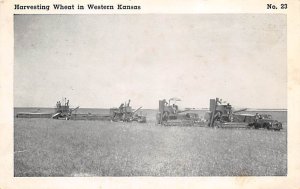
14 106 288 111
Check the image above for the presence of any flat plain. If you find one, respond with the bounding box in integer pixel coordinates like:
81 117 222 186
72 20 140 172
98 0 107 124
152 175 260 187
14 110 287 176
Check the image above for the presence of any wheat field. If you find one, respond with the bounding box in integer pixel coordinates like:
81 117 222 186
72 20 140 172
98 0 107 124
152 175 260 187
14 113 287 176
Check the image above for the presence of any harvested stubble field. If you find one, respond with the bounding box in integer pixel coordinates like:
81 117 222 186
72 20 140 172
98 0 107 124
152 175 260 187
14 111 287 177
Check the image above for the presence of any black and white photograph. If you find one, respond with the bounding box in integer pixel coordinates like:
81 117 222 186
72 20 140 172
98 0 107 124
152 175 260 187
13 14 287 177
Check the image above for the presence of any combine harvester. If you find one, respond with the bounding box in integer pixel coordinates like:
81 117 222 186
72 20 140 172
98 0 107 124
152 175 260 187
110 99 147 123
206 97 282 130
16 98 146 122
156 98 200 126
206 98 249 128
52 98 80 120
16 98 80 120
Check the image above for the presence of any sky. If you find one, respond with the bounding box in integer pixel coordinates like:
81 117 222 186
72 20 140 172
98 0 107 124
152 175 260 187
14 14 287 109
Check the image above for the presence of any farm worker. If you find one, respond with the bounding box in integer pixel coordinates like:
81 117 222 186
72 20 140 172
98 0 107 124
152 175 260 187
255 113 261 122
66 100 69 106
174 104 178 113
216 98 222 105
172 104 176 114
227 103 232 110
119 103 124 113
162 99 168 106
127 99 131 107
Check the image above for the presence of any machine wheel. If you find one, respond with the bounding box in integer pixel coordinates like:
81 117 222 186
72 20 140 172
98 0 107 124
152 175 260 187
263 123 270 130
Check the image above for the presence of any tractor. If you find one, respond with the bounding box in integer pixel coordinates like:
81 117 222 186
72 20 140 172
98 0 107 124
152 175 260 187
156 98 199 126
248 114 283 131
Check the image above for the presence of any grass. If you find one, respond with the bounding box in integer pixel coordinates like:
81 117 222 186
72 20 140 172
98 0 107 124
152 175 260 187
14 118 287 176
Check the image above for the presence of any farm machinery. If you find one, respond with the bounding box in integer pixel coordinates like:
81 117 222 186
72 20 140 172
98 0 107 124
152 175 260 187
206 98 248 128
110 99 147 123
206 98 283 130
52 98 79 120
248 114 282 131
156 98 200 126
